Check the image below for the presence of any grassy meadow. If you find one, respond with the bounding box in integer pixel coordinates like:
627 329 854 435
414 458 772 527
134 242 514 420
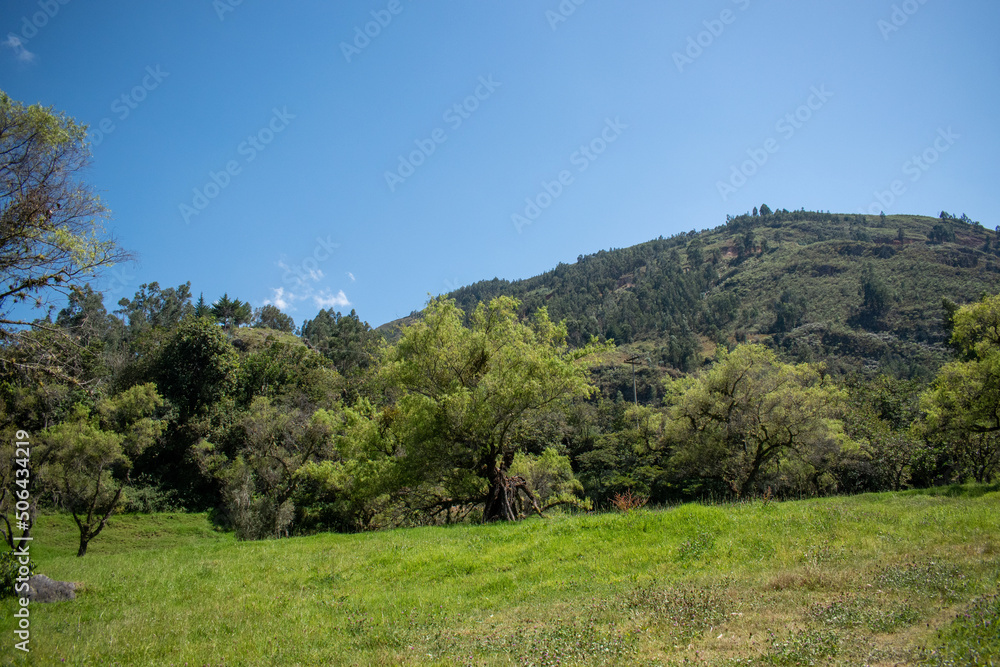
2 486 999 666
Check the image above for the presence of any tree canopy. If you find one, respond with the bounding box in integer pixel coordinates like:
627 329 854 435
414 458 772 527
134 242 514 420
0 91 129 338
665 344 848 497
382 296 607 521
920 294 1000 482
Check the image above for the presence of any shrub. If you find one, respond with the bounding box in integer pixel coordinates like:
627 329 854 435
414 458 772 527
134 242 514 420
0 549 35 599
610 489 648 513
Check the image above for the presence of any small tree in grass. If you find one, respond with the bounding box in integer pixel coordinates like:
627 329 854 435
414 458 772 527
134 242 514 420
39 384 165 556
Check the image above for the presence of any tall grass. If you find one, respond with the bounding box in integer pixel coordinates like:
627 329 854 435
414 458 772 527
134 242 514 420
2 487 998 665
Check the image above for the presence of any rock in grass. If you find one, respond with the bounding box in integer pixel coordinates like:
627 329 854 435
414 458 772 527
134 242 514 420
26 574 76 603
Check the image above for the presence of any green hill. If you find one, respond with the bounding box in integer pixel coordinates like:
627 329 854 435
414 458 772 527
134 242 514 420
385 210 998 388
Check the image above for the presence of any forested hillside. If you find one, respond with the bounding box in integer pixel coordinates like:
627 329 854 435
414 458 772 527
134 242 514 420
424 210 1000 385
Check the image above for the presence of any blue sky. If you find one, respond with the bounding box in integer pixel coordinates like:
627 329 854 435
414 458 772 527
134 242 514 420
3 0 998 328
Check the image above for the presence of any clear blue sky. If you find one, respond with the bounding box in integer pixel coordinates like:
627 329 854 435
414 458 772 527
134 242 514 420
3 1 998 327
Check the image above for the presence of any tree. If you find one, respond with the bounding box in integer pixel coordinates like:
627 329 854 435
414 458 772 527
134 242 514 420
38 384 166 556
251 304 295 333
686 237 704 268
194 292 210 319
300 309 378 376
154 318 238 419
771 288 807 333
929 223 956 244
0 91 130 370
839 375 924 492
195 397 337 540
664 344 848 497
759 203 772 216
858 264 894 323
211 293 251 331
115 282 194 340
382 297 606 522
920 294 1000 483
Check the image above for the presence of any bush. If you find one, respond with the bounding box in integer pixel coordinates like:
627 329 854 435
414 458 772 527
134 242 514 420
119 482 185 513
0 549 35 599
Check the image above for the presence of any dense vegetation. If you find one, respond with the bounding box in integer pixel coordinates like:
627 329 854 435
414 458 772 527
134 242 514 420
1 92 998 557
2 221 998 556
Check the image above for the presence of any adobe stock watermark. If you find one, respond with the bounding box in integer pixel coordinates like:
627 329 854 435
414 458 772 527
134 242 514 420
384 75 502 192
546 0 587 31
88 66 169 148
340 0 413 63
104 265 137 302
673 0 751 73
878 0 930 40
4 0 71 62
281 236 340 289
717 85 833 202
11 429 33 653
213 0 243 21
512 117 628 234
857 127 959 216
178 107 295 224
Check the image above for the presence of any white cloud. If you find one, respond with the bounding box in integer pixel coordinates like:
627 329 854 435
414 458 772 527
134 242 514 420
3 35 35 63
313 289 351 310
347 272 356 282
263 287 297 311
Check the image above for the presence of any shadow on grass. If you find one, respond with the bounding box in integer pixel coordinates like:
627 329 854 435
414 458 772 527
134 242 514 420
902 482 1000 499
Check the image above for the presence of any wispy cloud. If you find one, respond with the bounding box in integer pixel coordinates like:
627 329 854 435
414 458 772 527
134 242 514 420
263 286 351 313
3 34 35 63
347 272 356 282
277 258 323 285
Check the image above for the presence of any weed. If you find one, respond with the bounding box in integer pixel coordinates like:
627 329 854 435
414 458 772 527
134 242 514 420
473 617 638 665
920 594 1000 666
676 531 716 563
624 582 729 641
761 628 841 665
810 592 920 632
874 560 968 601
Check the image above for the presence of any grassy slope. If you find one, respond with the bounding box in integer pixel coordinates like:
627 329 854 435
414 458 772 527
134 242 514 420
3 488 999 666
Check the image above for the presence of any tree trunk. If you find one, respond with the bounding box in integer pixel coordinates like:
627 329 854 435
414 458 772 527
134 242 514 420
77 532 90 557
482 452 544 523
483 464 519 522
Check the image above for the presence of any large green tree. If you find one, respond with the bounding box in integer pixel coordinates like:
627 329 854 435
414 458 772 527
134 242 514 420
300 308 377 377
382 297 606 522
665 343 848 497
154 318 238 419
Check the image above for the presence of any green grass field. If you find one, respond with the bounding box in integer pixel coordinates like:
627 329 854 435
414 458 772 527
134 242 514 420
3 486 999 666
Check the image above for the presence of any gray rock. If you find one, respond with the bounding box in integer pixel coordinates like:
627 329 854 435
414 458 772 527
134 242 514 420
26 574 75 603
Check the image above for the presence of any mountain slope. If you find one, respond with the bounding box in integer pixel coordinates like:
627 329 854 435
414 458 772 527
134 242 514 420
383 210 999 382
